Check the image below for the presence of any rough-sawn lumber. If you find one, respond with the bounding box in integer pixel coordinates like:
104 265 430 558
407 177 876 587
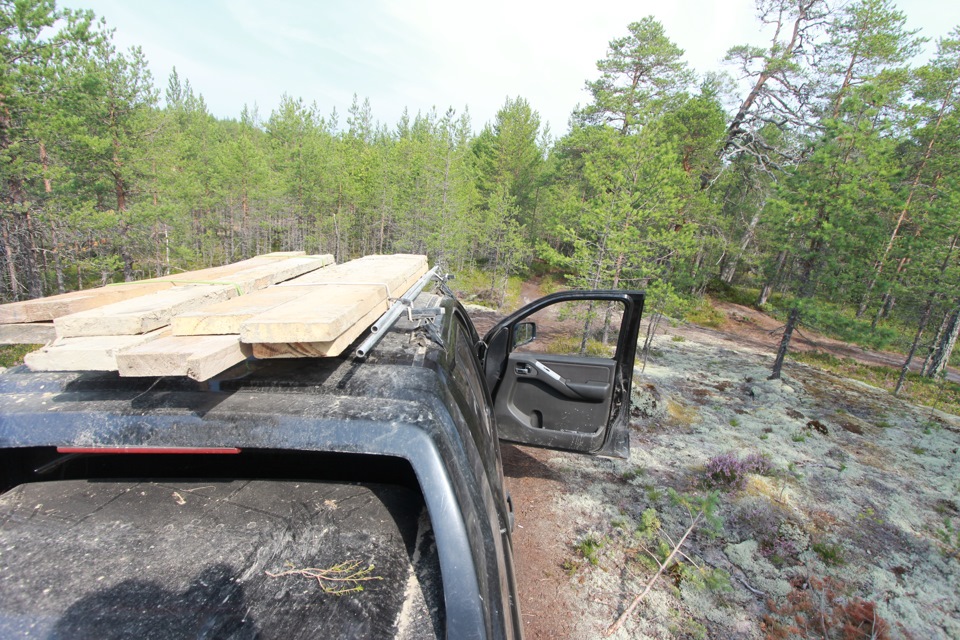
53 255 333 338
23 329 171 372
239 254 428 345
116 335 253 381
118 255 427 376
0 323 55 345
0 252 314 324
18 253 428 380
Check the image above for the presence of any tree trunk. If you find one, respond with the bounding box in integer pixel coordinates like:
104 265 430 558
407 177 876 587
858 168 947 319
894 297 935 395
23 210 43 298
721 0 815 155
758 250 787 306
770 239 820 380
602 251 626 345
721 209 762 284
581 239 608 354
770 306 800 380
925 304 959 378
895 233 958 392
50 222 65 294
1 217 20 300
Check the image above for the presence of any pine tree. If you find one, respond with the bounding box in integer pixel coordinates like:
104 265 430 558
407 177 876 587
575 17 692 135
1 0 95 299
768 0 923 379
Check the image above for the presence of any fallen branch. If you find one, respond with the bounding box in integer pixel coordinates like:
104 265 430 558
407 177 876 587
734 573 766 597
605 508 705 637
702 556 766 597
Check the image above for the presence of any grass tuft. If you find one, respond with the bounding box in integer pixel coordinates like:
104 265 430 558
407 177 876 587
0 344 40 368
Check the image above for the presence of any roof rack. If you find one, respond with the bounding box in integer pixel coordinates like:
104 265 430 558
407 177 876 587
354 267 445 359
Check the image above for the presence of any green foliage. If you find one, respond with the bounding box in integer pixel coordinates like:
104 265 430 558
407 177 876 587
620 467 644 482
790 351 960 417
644 484 664 503
574 533 607 566
763 295 898 350
680 563 732 593
811 541 846 566
669 490 723 537
685 299 725 328
704 281 760 308
575 16 693 133
934 518 960 559
636 507 662 540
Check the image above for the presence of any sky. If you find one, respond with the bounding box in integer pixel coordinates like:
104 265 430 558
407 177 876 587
63 0 960 135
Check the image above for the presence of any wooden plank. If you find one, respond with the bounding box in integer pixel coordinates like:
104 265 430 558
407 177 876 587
0 282 173 325
248 266 426 359
158 254 332 294
53 255 334 339
0 323 56 345
241 284 387 343
239 254 428 344
116 335 252 381
0 252 316 324
24 329 170 372
275 253 426 287
251 303 385 359
172 286 318 336
54 285 237 338
177 254 426 339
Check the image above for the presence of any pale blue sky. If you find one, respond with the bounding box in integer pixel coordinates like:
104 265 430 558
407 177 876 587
63 0 960 135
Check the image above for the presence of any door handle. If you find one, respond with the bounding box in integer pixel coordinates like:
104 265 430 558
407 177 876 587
515 363 532 375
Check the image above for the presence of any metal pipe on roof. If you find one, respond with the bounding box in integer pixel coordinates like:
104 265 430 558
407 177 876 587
355 266 439 358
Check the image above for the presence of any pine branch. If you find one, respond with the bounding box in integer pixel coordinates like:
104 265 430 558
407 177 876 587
605 508 705 637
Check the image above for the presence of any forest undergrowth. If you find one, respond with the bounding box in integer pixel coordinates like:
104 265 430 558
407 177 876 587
510 322 960 639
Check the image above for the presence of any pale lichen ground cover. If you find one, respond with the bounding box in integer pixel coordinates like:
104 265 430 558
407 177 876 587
544 332 960 639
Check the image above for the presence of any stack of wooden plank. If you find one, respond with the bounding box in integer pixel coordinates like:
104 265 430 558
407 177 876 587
0 253 429 382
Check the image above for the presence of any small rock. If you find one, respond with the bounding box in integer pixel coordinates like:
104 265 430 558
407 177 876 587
631 383 667 420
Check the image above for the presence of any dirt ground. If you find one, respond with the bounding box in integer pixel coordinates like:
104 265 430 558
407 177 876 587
704 300 960 385
477 299 960 639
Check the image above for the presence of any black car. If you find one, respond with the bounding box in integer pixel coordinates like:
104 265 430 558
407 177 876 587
0 288 644 639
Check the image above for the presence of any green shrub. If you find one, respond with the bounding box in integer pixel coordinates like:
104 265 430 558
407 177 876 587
704 279 759 307
685 300 725 328
575 534 606 566
768 298 896 350
546 335 614 357
811 541 846 566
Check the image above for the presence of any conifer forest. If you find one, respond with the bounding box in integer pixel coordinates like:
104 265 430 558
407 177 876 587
2 0 959 378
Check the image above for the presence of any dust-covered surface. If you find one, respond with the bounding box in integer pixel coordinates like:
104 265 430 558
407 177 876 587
0 479 442 639
505 328 960 639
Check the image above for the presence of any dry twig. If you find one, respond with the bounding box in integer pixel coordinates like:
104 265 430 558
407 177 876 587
605 509 705 637
266 560 382 595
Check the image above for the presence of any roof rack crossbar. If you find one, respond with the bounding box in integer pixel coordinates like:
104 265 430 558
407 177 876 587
355 267 441 359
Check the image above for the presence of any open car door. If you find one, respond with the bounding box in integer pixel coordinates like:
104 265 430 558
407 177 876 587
481 291 644 458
